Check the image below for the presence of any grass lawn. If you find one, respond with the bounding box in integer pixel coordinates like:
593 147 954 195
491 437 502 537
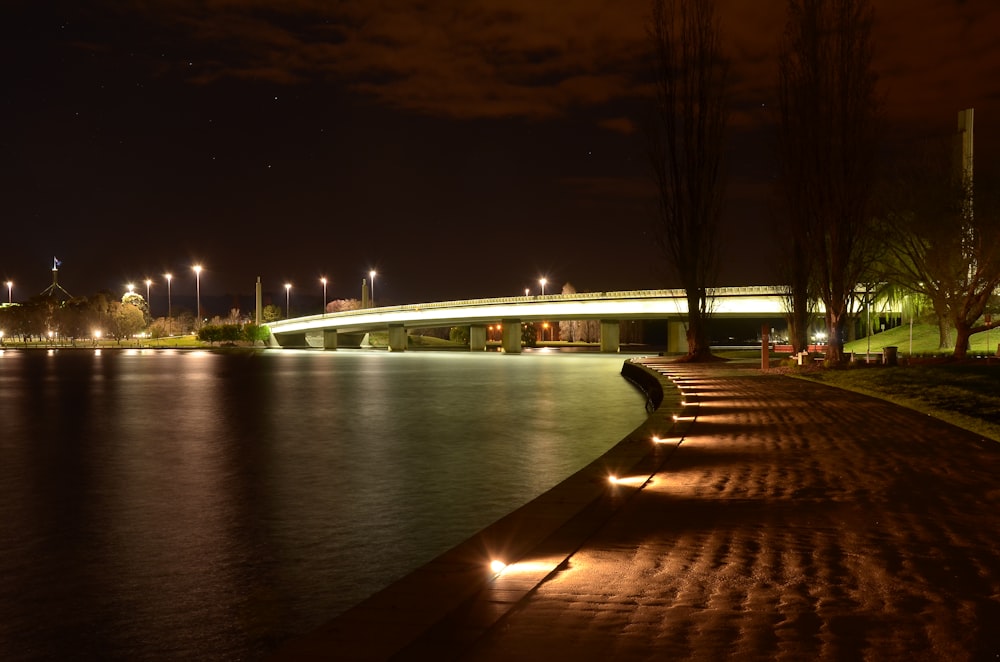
798 363 1000 442
842 322 1000 357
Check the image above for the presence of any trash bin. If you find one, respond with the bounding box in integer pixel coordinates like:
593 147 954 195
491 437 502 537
884 346 898 366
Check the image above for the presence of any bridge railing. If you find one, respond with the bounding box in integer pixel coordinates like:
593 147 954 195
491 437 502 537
269 286 787 328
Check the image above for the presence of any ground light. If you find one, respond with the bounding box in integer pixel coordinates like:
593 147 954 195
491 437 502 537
489 558 561 578
608 474 647 487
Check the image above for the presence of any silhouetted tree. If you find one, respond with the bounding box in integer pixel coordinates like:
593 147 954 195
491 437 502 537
648 0 728 361
777 0 881 363
262 304 282 322
110 302 145 342
326 299 362 313
880 136 1000 359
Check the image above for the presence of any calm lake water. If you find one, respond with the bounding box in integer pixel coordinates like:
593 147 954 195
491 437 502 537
0 348 648 660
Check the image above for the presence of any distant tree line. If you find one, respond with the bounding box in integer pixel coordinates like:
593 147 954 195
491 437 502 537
0 292 151 343
0 290 270 346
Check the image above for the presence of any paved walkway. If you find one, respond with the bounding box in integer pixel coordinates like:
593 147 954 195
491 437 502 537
273 359 1000 661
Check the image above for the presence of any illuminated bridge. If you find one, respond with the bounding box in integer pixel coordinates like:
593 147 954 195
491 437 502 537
267 286 788 354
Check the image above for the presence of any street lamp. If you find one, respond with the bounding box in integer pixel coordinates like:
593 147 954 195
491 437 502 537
193 265 202 328
320 277 328 316
369 270 376 307
145 278 152 313
164 273 172 336
127 283 135 295
285 283 292 318
539 277 547 296
5 280 11 304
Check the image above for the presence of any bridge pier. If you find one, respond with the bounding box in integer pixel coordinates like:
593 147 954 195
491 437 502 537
469 325 487 351
668 320 689 353
599 320 620 353
388 324 407 352
323 329 338 350
501 319 522 354
272 331 307 348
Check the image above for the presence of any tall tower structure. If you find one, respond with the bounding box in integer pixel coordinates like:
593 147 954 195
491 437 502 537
40 257 72 300
958 108 973 186
958 109 975 271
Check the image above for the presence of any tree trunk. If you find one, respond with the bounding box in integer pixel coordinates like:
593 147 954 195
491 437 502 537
953 322 971 360
787 284 810 354
930 297 952 349
937 316 952 350
685 296 713 360
825 308 848 364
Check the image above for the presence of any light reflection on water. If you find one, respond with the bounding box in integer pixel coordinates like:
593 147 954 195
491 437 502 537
0 349 647 660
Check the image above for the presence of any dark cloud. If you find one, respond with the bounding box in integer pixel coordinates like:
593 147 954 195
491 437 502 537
3 0 1000 303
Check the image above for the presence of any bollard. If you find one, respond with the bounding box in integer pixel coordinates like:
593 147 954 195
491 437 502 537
761 324 770 370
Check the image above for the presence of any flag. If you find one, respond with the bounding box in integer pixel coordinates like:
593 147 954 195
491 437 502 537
53 257 62 269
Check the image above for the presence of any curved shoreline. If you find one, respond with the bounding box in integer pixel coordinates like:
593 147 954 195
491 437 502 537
270 357 686 660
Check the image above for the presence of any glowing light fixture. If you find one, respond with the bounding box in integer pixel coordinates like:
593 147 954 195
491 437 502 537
164 273 173 336
490 560 507 575
192 265 203 327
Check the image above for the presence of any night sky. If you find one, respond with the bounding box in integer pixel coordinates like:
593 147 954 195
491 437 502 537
3 1 999 312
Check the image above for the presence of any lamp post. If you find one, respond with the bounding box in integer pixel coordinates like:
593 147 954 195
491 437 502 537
193 265 202 328
369 270 376 307
144 278 152 314
539 277 547 296
164 273 172 336
5 280 11 303
320 277 328 316
285 283 292 318
127 283 135 295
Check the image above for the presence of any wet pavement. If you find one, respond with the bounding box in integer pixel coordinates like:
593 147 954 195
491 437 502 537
272 358 1000 661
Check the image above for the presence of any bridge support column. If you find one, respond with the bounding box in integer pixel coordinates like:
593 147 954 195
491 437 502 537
323 329 338 350
388 324 407 352
668 320 688 354
469 325 487 351
599 320 620 353
272 332 307 348
501 319 522 354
